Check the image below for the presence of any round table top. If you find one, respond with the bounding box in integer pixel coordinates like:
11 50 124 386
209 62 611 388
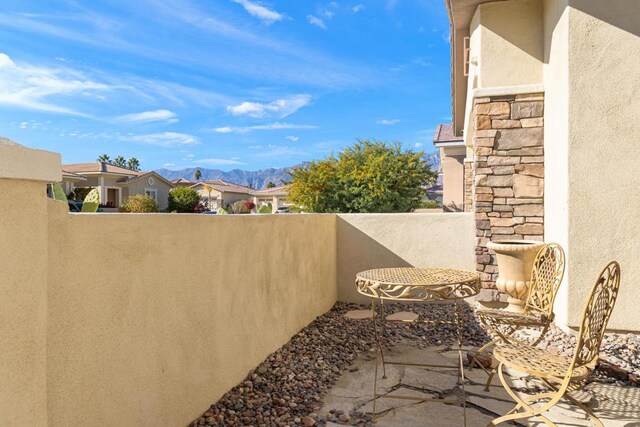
355 267 481 302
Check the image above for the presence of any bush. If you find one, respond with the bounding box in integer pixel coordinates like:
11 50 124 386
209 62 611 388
288 140 436 213
119 195 158 213
420 199 440 209
258 203 272 214
168 187 201 212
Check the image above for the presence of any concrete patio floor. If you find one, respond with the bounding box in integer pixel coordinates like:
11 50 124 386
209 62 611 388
320 342 640 427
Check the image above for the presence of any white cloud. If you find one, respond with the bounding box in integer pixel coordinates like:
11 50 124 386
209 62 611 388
307 15 327 30
213 122 318 133
231 0 283 23
163 163 176 167
0 52 109 115
414 142 423 148
115 109 178 123
286 136 299 142
352 4 365 13
195 158 247 166
377 118 400 125
227 94 311 118
121 132 200 146
318 8 335 19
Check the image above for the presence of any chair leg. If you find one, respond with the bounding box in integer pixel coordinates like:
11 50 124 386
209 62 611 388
539 378 604 427
488 363 559 427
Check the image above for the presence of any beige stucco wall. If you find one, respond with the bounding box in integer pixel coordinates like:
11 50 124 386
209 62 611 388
561 0 640 330
473 0 544 89
336 213 476 304
440 147 466 211
45 208 337 426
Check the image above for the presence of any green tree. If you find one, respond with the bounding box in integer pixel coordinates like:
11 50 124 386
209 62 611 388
288 140 436 213
113 156 127 167
201 183 216 210
266 181 276 188
127 157 140 171
168 187 201 212
97 154 111 163
194 169 202 181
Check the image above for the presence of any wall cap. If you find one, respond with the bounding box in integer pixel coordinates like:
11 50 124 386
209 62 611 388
0 143 61 182
472 84 545 99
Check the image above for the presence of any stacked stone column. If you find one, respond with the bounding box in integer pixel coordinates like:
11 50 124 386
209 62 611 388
472 93 545 298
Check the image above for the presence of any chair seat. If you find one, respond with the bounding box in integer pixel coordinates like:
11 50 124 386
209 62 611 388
476 307 546 327
494 343 592 381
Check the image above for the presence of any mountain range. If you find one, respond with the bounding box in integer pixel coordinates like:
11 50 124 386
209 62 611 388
155 151 440 190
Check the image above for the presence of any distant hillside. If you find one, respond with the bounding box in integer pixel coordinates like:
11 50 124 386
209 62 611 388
155 166 295 189
155 151 440 190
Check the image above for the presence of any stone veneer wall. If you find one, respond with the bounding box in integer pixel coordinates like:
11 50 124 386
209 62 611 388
463 160 473 212
472 93 545 298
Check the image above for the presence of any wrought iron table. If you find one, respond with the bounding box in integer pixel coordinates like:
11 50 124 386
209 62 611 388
355 267 481 425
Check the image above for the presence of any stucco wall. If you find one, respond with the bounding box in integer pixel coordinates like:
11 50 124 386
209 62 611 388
474 0 544 89
441 148 466 211
46 208 337 426
0 179 49 427
336 213 476 304
562 0 640 330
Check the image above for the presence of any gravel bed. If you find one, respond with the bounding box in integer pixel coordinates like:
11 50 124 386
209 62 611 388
191 302 639 427
190 301 487 427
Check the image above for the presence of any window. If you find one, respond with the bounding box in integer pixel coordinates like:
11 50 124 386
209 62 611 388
145 188 158 200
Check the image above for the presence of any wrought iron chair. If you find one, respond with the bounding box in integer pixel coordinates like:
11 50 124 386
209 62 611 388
472 243 566 390
489 261 621 427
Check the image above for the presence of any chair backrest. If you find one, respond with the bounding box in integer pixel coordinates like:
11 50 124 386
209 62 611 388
572 261 621 369
524 243 566 318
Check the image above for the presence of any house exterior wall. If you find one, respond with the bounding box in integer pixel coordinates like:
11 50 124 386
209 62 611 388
123 177 173 210
440 147 466 211
460 0 640 330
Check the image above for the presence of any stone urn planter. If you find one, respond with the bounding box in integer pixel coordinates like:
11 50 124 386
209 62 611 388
487 240 546 313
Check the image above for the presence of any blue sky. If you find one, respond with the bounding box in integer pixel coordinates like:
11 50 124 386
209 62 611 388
0 0 451 171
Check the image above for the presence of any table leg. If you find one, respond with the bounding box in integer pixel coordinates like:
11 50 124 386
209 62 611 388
454 300 467 427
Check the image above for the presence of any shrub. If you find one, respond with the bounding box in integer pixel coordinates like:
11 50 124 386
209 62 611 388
168 187 200 212
258 203 272 214
119 195 158 213
70 187 93 201
420 199 440 209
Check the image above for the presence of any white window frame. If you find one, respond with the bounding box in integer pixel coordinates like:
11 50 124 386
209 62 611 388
144 188 158 201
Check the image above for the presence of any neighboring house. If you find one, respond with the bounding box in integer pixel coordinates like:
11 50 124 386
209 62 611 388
61 170 87 195
251 185 291 213
171 178 195 187
191 179 253 210
432 124 465 211
445 0 640 329
61 162 174 210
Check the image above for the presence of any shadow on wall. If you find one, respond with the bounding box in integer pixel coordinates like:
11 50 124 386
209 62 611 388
337 218 412 304
572 0 640 38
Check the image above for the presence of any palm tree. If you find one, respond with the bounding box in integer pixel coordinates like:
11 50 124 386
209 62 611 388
201 183 216 210
97 154 111 163
266 181 276 188
194 169 202 181
127 157 140 171
113 156 127 167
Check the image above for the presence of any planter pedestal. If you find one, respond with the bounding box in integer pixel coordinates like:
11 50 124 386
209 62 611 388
487 240 545 313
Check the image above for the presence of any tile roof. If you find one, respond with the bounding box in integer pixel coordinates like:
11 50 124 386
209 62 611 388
432 124 463 143
191 179 253 194
0 136 24 147
118 171 175 187
171 178 194 185
251 184 290 196
62 162 144 176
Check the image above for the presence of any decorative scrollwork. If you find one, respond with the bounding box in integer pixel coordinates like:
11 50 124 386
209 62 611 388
355 268 480 302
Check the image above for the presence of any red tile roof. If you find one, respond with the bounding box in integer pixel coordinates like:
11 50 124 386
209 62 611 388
251 185 290 196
